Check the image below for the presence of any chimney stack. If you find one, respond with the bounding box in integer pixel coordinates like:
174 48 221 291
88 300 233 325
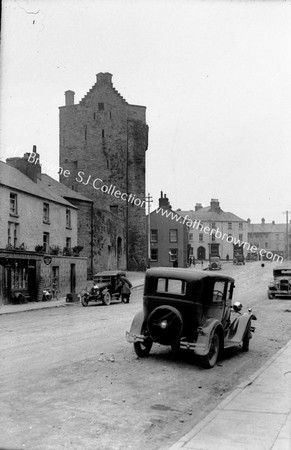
158 192 172 210
6 146 41 183
96 72 113 86
210 199 220 213
65 90 75 106
195 203 202 211
261 218 265 224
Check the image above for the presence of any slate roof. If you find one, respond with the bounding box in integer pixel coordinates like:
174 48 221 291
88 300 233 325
247 223 286 233
41 174 92 203
178 206 246 223
0 161 83 209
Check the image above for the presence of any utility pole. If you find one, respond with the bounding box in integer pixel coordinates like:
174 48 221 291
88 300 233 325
145 193 153 267
282 211 291 260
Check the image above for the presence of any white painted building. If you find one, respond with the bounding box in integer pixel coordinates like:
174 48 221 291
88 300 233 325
178 199 248 261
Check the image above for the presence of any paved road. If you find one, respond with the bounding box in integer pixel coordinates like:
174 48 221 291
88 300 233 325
1 262 291 450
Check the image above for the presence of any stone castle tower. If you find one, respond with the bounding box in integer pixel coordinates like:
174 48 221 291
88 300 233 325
59 73 148 272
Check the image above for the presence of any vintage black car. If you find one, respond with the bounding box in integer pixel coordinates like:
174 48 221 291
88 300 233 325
81 270 131 306
208 256 222 270
268 265 291 299
233 254 245 265
126 267 256 368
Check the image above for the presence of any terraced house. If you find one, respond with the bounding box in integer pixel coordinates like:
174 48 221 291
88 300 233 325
0 151 89 305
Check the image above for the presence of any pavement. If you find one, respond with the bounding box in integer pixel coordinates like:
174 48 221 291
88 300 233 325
167 340 291 450
0 271 145 315
1 269 290 450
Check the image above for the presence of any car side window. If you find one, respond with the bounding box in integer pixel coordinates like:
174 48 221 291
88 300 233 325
212 281 225 303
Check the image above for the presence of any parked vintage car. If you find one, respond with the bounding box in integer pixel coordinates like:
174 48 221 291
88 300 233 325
208 256 222 270
268 265 291 299
126 267 256 368
81 270 131 306
233 254 245 265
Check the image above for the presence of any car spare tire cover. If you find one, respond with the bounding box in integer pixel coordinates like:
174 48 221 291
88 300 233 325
212 263 217 268
147 305 183 345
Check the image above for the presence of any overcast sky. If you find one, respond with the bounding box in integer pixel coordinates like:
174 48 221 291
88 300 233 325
1 0 291 223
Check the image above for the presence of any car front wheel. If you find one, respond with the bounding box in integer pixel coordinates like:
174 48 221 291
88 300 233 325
242 323 251 351
102 291 112 306
268 292 274 299
81 295 89 307
201 332 220 369
134 339 153 357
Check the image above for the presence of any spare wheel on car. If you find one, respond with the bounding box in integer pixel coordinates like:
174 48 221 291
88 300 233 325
147 305 183 345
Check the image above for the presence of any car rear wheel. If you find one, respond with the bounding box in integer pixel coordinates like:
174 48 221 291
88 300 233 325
201 332 220 369
242 323 251 352
147 305 183 345
102 291 112 306
134 339 153 357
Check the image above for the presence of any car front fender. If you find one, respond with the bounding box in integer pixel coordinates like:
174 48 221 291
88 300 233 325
193 318 224 356
226 313 255 346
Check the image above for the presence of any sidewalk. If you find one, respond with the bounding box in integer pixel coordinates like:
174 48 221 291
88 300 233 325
167 340 291 450
0 271 145 315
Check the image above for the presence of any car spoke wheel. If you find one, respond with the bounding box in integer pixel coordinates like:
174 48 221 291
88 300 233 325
242 323 251 352
134 339 153 357
81 295 89 307
102 291 112 306
201 332 220 369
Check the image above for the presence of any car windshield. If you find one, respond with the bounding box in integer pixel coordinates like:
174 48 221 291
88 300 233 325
211 257 220 262
274 270 291 277
94 276 111 283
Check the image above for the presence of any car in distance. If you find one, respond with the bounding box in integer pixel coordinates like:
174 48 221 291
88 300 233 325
126 267 256 368
233 254 245 265
81 270 131 306
208 256 222 270
268 265 291 299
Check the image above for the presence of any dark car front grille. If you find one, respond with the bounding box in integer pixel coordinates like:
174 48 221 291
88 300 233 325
279 280 289 291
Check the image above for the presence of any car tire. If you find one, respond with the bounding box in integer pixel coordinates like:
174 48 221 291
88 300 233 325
133 339 153 357
201 332 220 369
102 291 112 306
242 323 251 352
147 305 183 345
81 295 89 307
268 292 274 299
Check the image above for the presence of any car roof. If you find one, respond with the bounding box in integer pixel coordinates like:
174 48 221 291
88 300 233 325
146 267 234 283
94 270 126 277
273 265 291 271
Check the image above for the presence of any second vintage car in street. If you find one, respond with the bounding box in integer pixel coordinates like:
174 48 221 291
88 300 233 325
81 270 132 306
268 265 291 299
208 256 222 270
126 267 256 368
